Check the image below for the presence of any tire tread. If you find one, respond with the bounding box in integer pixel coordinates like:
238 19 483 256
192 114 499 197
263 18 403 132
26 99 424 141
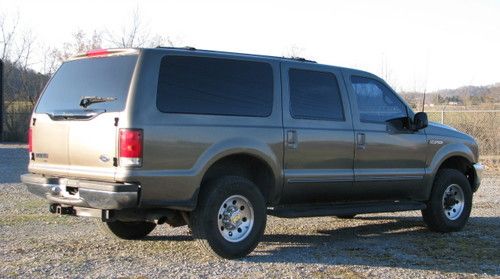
190 176 266 259
95 219 156 240
422 168 472 232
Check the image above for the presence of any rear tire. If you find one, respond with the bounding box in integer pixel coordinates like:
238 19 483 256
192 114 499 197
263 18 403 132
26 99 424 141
336 214 356 219
96 219 156 240
422 169 472 232
189 176 266 259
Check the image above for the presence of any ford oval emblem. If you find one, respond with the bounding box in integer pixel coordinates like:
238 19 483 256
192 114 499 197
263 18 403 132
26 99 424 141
99 155 110 163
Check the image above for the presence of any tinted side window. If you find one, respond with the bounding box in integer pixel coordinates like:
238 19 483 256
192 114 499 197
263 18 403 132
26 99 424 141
157 56 273 117
350 76 407 123
289 69 345 121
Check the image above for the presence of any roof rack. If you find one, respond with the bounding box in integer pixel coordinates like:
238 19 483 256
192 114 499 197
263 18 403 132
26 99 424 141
155 46 196 50
289 56 317 63
153 46 318 63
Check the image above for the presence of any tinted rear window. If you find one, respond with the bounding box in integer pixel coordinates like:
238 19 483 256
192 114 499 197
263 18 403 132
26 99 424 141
36 55 137 113
156 56 273 117
289 68 345 121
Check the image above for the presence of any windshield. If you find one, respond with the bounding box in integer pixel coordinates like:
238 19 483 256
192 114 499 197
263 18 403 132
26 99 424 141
36 55 138 113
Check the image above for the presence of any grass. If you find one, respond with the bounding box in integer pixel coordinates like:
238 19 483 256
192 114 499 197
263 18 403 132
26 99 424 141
311 267 365 279
427 110 499 157
5 101 34 113
412 232 500 268
0 213 74 226
16 198 48 210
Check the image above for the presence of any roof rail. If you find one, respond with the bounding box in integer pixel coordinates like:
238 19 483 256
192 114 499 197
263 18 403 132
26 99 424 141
155 46 196 51
289 56 317 63
152 47 319 63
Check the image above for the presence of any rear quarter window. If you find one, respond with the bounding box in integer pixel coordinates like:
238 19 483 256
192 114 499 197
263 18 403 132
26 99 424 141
156 56 274 117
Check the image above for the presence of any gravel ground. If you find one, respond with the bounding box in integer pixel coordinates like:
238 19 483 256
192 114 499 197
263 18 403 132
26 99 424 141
0 144 499 278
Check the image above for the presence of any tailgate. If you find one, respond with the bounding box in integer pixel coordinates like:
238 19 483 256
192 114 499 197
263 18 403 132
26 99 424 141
30 113 118 181
67 112 118 180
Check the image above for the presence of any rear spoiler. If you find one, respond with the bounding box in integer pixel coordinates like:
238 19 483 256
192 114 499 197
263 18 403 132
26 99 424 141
68 48 139 61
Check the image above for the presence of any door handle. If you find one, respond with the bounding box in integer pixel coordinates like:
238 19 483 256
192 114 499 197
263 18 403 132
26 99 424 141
286 130 298 149
357 132 366 150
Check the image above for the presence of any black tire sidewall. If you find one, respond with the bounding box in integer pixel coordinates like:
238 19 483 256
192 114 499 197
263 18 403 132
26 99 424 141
195 176 266 259
427 169 472 231
100 220 157 240
336 215 356 219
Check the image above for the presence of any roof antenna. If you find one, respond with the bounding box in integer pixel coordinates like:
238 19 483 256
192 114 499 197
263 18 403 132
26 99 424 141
421 52 429 112
421 89 426 112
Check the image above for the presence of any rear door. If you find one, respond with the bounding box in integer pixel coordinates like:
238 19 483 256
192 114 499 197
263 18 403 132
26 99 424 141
30 52 138 182
281 62 355 204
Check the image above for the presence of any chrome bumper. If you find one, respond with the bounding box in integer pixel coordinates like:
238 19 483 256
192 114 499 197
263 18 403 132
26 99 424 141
21 173 138 209
472 163 484 191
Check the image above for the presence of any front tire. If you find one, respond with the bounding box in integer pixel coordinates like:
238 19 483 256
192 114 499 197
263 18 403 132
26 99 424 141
190 176 266 259
96 219 157 240
422 169 472 232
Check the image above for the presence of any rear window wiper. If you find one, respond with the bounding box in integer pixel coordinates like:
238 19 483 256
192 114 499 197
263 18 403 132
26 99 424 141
79 96 117 108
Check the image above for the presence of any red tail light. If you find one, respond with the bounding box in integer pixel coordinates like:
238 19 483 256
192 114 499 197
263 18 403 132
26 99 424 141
28 128 33 153
119 129 143 167
86 49 110 57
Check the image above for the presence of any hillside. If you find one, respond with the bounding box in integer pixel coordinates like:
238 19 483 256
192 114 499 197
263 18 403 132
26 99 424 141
2 60 50 103
434 83 500 98
400 83 500 110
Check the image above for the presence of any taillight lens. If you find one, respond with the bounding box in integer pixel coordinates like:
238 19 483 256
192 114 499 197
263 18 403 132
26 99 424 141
86 49 110 57
28 128 33 153
119 129 143 167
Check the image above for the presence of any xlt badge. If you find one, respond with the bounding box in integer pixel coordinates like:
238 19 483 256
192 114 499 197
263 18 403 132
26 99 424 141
35 153 49 159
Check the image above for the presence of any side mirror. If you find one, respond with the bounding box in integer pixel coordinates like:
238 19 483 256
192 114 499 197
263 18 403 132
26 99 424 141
413 112 428 130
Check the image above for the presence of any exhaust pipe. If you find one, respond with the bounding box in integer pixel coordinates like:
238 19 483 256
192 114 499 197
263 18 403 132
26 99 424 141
49 204 57 213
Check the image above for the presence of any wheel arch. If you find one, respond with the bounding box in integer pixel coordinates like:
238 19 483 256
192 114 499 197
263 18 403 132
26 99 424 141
425 144 477 198
436 155 476 191
192 138 282 206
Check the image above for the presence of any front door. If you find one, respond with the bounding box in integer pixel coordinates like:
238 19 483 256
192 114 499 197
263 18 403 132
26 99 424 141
343 70 428 200
281 62 355 204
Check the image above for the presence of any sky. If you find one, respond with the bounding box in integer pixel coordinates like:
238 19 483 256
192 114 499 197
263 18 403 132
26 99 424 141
1 0 499 92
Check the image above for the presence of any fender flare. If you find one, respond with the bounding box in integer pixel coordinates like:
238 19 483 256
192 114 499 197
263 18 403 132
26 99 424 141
191 137 282 200
422 143 475 199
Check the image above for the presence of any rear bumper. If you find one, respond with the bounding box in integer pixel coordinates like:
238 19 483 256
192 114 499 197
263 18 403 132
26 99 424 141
21 173 139 209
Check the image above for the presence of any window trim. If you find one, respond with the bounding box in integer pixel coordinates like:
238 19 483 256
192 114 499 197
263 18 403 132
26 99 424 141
156 55 274 118
350 75 408 124
288 68 346 122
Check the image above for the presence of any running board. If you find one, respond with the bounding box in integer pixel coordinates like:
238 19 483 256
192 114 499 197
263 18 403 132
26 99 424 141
268 201 426 218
